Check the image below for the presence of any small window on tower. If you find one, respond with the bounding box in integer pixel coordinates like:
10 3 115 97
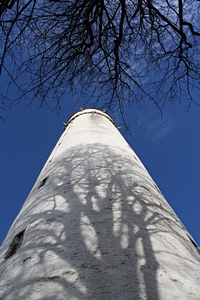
187 234 198 248
4 229 26 259
38 176 48 189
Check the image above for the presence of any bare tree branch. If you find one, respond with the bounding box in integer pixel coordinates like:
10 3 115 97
0 0 200 120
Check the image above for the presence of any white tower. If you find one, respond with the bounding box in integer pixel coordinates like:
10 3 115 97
0 109 199 299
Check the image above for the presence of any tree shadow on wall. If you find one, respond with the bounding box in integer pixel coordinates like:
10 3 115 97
2 143 167 299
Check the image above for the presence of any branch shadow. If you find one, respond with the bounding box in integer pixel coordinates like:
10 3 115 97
1 142 197 299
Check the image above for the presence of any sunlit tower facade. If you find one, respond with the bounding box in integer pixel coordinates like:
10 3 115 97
0 109 199 299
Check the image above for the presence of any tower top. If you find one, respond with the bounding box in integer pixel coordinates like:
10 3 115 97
63 108 117 129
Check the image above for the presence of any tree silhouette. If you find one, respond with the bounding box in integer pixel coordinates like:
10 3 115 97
0 0 200 116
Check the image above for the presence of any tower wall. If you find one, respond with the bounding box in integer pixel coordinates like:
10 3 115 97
0 109 199 299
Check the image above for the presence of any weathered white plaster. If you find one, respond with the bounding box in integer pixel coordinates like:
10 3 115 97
0 109 199 299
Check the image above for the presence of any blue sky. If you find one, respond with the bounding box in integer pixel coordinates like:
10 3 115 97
0 97 200 246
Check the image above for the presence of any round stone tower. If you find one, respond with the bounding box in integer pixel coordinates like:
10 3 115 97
0 109 199 299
